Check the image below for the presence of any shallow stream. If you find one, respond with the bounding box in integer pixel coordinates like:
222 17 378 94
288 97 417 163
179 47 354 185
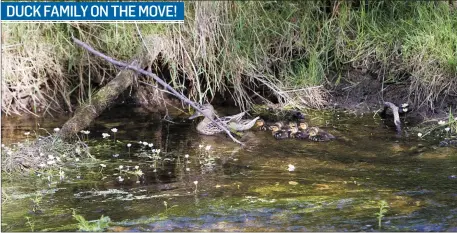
2 106 457 231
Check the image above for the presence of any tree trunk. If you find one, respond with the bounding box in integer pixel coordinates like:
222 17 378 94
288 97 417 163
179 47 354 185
56 60 144 139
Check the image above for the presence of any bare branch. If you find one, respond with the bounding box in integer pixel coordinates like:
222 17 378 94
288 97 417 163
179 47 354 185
71 37 244 146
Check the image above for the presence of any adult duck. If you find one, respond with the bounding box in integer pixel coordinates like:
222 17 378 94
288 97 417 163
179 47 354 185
189 104 260 135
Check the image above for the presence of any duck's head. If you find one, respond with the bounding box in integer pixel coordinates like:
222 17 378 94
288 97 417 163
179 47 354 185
269 125 280 133
308 127 319 137
256 119 265 127
189 104 215 119
288 122 297 128
274 122 285 128
298 122 308 130
290 125 298 134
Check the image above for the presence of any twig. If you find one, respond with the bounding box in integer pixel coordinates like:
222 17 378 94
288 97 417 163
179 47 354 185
71 37 244 146
383 101 401 134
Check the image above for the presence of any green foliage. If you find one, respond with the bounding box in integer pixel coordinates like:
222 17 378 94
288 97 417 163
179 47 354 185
72 209 111 232
375 200 389 229
25 216 35 232
30 191 43 213
2 1 456 114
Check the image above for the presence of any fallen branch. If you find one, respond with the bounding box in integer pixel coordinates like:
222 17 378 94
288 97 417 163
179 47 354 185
383 101 401 134
57 60 141 139
71 37 244 146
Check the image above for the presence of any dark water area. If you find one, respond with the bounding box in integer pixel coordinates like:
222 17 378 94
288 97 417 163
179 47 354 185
2 105 457 231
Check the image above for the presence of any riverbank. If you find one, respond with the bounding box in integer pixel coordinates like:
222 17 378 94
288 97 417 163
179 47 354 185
2 2 456 118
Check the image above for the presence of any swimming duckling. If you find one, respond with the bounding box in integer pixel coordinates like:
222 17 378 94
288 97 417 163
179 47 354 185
294 121 310 139
298 121 308 130
270 125 289 140
255 119 268 131
273 121 288 129
288 122 299 138
308 127 336 142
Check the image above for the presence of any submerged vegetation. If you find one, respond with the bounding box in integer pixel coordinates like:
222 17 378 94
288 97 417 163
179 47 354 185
2 1 456 116
1 106 457 231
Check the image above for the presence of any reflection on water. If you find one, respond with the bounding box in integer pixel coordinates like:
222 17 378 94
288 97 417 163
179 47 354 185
2 106 457 231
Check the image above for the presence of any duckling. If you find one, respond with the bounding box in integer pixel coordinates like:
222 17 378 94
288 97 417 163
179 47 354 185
255 119 268 131
294 121 310 139
273 121 288 129
298 121 309 130
270 125 289 140
288 122 299 138
308 127 336 142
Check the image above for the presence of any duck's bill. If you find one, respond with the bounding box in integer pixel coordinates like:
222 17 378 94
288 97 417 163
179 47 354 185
189 112 202 120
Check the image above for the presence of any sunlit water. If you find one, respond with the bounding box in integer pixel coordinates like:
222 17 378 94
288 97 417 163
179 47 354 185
2 106 457 231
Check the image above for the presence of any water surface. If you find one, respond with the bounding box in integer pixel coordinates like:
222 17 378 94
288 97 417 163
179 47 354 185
2 106 457 231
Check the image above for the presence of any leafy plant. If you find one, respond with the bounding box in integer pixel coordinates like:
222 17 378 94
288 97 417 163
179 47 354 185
72 209 111 232
25 216 35 232
375 200 389 229
30 192 43 213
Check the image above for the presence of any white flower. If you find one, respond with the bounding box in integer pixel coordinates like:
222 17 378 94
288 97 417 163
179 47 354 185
47 160 56 165
24 132 30 136
84 130 90 135
205 145 211 151
119 165 124 170
113 154 119 158
148 143 153 148
48 154 55 160
134 165 139 170
156 149 161 154
100 164 106 168
127 143 132 148
142 142 148 146
288 164 295 172
186 168 190 171
401 103 409 108
198 144 203 149
102 133 110 138
111 128 118 133
402 108 408 112
445 127 450 132
118 176 124 182
53 128 60 132
438 120 446 125
185 154 189 158
193 181 198 185
56 157 61 162
135 170 144 176
139 141 143 144
75 158 80 162
39 153 44 157
418 133 423 137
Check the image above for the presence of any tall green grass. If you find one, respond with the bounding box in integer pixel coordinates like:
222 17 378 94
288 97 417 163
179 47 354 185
2 1 456 115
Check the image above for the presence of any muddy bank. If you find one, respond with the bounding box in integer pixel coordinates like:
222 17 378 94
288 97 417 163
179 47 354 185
325 69 456 122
